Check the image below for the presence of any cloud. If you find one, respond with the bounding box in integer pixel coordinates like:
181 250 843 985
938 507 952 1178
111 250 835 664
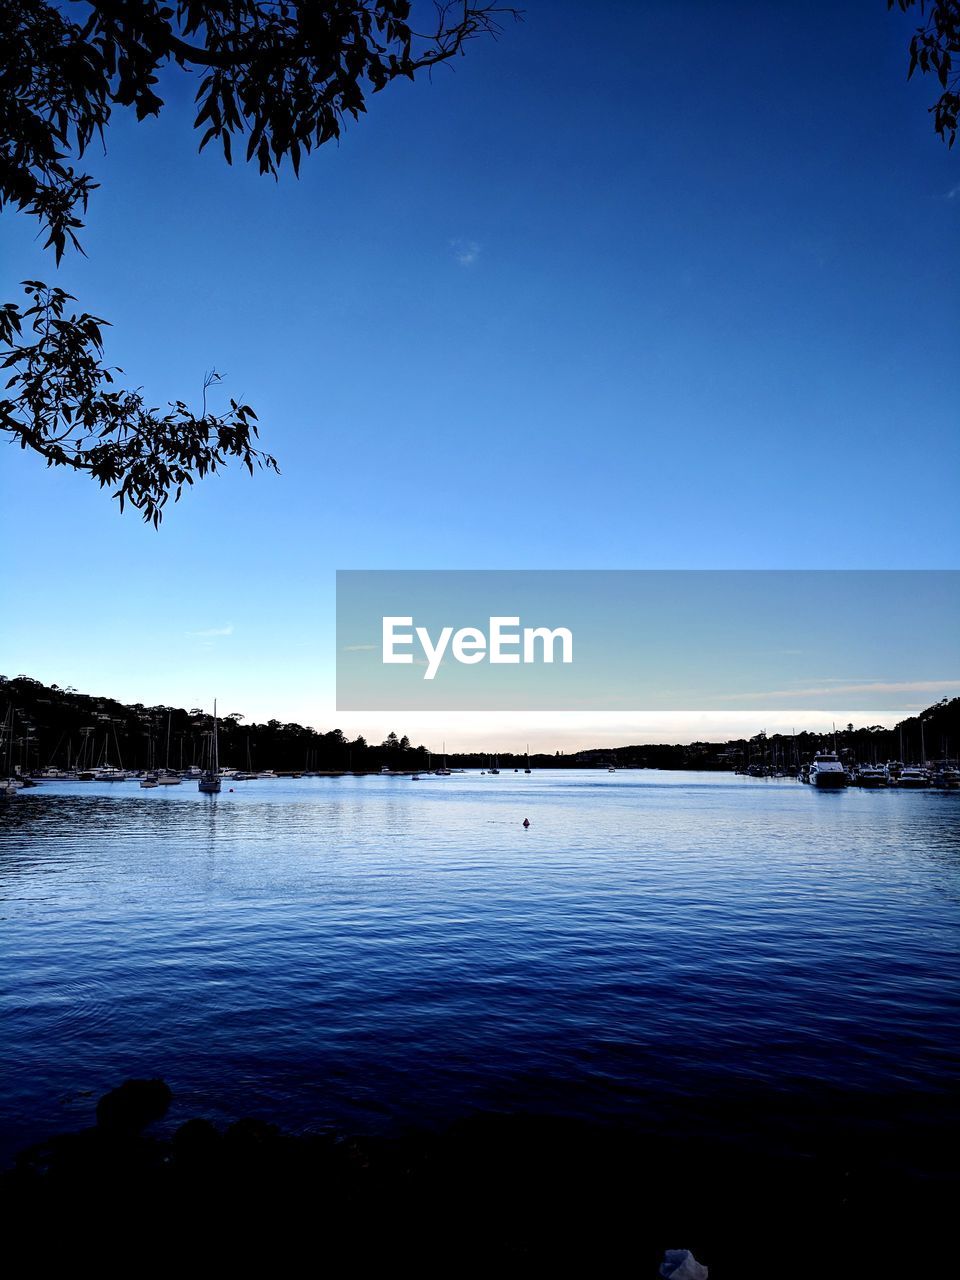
188 625 234 639
342 643 377 652
451 238 480 267
947 182 960 200
719 679 959 701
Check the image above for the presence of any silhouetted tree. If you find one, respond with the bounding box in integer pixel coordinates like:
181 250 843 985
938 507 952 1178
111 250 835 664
891 1 960 144
0 1 514 522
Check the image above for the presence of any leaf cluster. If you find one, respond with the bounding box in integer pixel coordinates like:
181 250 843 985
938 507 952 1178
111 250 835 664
1 281 278 526
1 1 513 262
891 0 960 145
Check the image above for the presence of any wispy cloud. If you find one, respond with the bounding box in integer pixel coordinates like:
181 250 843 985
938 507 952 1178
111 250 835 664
719 679 959 701
188 625 234 639
451 238 480 267
342 643 377 652
947 182 960 200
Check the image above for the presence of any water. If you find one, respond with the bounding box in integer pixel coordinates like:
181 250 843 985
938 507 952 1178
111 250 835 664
2 771 959 1165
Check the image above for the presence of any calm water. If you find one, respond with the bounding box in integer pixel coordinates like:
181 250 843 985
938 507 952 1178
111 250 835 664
2 771 959 1163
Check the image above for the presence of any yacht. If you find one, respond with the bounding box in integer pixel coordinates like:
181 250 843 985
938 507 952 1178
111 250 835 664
854 765 886 788
897 766 931 789
198 702 221 793
809 751 848 789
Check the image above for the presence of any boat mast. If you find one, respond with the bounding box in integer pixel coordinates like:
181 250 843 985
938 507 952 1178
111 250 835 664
213 700 219 774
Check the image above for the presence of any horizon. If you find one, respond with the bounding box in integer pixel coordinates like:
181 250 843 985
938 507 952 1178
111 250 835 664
5 671 955 756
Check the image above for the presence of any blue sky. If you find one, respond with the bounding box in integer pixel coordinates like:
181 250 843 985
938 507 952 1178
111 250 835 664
1 1 958 748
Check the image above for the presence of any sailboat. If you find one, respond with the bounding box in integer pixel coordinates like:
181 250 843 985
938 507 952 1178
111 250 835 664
158 710 181 783
140 731 158 787
1 705 23 795
490 753 500 775
234 736 257 780
435 741 451 776
524 745 531 774
198 702 221 793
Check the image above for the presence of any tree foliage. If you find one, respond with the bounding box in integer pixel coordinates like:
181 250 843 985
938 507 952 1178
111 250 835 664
0 1 513 520
891 0 960 145
1 281 275 525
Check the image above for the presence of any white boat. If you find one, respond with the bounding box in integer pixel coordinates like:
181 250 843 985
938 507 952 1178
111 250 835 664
809 751 848 789
198 702 221 793
854 765 886 787
897 766 931 789
140 772 159 789
855 766 886 787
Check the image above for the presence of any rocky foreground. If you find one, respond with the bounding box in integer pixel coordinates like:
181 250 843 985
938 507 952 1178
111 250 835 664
3 1079 954 1276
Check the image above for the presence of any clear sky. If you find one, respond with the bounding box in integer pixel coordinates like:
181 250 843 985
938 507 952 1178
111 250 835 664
1 1 958 749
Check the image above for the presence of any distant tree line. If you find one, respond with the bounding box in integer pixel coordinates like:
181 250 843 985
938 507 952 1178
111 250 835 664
0 674 435 774
3 675 957 775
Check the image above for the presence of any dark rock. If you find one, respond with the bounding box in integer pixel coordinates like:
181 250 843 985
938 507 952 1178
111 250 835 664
95 1078 172 1135
173 1117 221 1157
224 1116 281 1148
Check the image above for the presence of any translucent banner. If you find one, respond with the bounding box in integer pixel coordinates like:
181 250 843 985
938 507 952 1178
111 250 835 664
336 570 959 712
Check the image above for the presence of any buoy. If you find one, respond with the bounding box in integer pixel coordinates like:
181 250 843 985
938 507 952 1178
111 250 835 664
229 787 234 792
522 818 530 828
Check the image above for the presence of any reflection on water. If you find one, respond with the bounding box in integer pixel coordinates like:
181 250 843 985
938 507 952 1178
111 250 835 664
1 771 959 1160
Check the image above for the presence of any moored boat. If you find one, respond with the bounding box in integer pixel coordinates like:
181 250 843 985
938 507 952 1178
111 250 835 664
198 702 221 793
809 751 848 789
854 765 886 788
